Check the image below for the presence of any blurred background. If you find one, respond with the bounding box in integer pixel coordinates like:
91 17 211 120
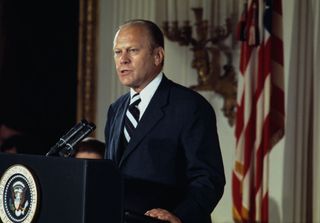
0 0 78 154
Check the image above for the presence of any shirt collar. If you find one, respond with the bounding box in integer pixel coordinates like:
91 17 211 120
129 72 163 117
130 72 163 101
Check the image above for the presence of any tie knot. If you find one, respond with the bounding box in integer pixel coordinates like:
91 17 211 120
130 93 141 107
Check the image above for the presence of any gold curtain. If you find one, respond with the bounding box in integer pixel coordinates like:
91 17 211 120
77 0 98 126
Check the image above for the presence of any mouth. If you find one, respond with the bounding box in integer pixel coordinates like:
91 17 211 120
119 69 131 75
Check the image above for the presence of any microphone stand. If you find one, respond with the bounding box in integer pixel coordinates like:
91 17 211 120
46 120 95 157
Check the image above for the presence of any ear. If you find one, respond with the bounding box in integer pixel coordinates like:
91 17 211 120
154 47 164 66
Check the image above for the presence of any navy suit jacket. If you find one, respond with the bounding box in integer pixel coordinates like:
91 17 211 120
105 75 225 223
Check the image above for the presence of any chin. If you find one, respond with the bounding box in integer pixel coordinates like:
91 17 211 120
118 76 129 84
120 80 133 88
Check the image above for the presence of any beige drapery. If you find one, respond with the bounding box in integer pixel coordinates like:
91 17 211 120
283 0 320 222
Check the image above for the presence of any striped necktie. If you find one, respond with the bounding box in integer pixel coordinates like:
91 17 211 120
124 93 141 143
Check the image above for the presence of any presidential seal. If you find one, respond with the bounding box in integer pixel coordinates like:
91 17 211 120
0 165 39 223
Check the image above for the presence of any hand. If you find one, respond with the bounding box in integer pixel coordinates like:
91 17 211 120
145 208 182 223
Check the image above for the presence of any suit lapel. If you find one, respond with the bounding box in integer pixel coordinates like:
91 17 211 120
119 76 171 166
111 94 130 162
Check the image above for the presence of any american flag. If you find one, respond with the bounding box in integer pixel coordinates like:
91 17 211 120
232 0 285 222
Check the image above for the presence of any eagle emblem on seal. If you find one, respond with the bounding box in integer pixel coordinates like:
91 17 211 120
9 181 30 217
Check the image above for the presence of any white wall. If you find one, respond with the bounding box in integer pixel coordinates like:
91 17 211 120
95 1 295 222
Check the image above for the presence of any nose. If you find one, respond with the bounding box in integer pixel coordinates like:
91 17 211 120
120 52 130 64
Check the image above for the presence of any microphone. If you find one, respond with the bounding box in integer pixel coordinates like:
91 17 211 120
58 122 96 157
46 120 89 156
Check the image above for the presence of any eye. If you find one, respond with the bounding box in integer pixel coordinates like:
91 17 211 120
114 49 121 56
128 48 139 53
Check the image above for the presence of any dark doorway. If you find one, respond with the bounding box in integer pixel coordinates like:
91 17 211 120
0 0 79 154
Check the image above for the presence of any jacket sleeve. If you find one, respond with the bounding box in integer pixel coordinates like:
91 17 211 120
173 99 226 223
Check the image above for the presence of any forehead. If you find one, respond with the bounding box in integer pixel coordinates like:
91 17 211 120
113 25 151 48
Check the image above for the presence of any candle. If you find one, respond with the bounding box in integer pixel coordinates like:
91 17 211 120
178 0 188 21
211 0 215 27
203 0 209 21
168 0 177 21
174 0 178 21
165 0 168 21
190 0 202 8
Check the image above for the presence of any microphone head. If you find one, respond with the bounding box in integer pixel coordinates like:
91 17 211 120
46 119 93 157
88 122 96 130
57 121 96 157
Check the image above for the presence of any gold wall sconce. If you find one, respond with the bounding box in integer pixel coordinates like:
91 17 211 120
163 7 237 126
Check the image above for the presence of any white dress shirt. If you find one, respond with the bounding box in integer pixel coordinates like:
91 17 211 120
129 72 163 120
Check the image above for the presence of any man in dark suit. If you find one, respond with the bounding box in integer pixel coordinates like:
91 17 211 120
104 19 225 223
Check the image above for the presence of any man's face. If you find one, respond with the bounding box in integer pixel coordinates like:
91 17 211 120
113 25 163 92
